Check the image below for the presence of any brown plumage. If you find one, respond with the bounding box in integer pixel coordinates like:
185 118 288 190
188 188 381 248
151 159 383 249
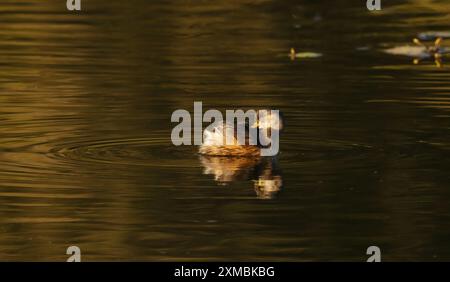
198 110 283 157
199 144 261 157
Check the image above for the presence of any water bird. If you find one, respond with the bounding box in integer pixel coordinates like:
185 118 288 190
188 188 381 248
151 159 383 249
199 110 283 157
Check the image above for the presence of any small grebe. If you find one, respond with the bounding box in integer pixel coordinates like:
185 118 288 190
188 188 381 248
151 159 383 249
199 110 283 157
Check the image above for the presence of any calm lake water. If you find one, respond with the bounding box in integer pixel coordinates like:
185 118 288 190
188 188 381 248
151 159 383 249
1 0 450 261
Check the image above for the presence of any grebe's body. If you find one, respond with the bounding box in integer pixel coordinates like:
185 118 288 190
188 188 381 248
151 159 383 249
199 123 261 157
199 144 261 157
199 110 283 157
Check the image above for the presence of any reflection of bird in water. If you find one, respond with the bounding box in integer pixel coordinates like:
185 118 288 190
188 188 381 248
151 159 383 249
199 110 283 157
200 155 260 183
199 156 283 199
252 159 283 200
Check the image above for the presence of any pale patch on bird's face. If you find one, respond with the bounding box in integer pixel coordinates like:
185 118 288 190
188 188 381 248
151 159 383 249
252 110 283 131
203 124 238 146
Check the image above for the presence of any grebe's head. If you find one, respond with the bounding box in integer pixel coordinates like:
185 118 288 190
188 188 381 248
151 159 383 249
251 110 284 131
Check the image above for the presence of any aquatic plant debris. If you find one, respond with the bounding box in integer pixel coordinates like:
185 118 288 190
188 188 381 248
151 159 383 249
418 31 450 41
356 46 371 51
383 37 450 68
294 52 323 58
289 48 323 60
383 37 449 59
383 46 431 58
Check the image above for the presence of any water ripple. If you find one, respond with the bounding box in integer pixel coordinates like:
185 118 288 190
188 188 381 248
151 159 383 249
48 135 196 168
